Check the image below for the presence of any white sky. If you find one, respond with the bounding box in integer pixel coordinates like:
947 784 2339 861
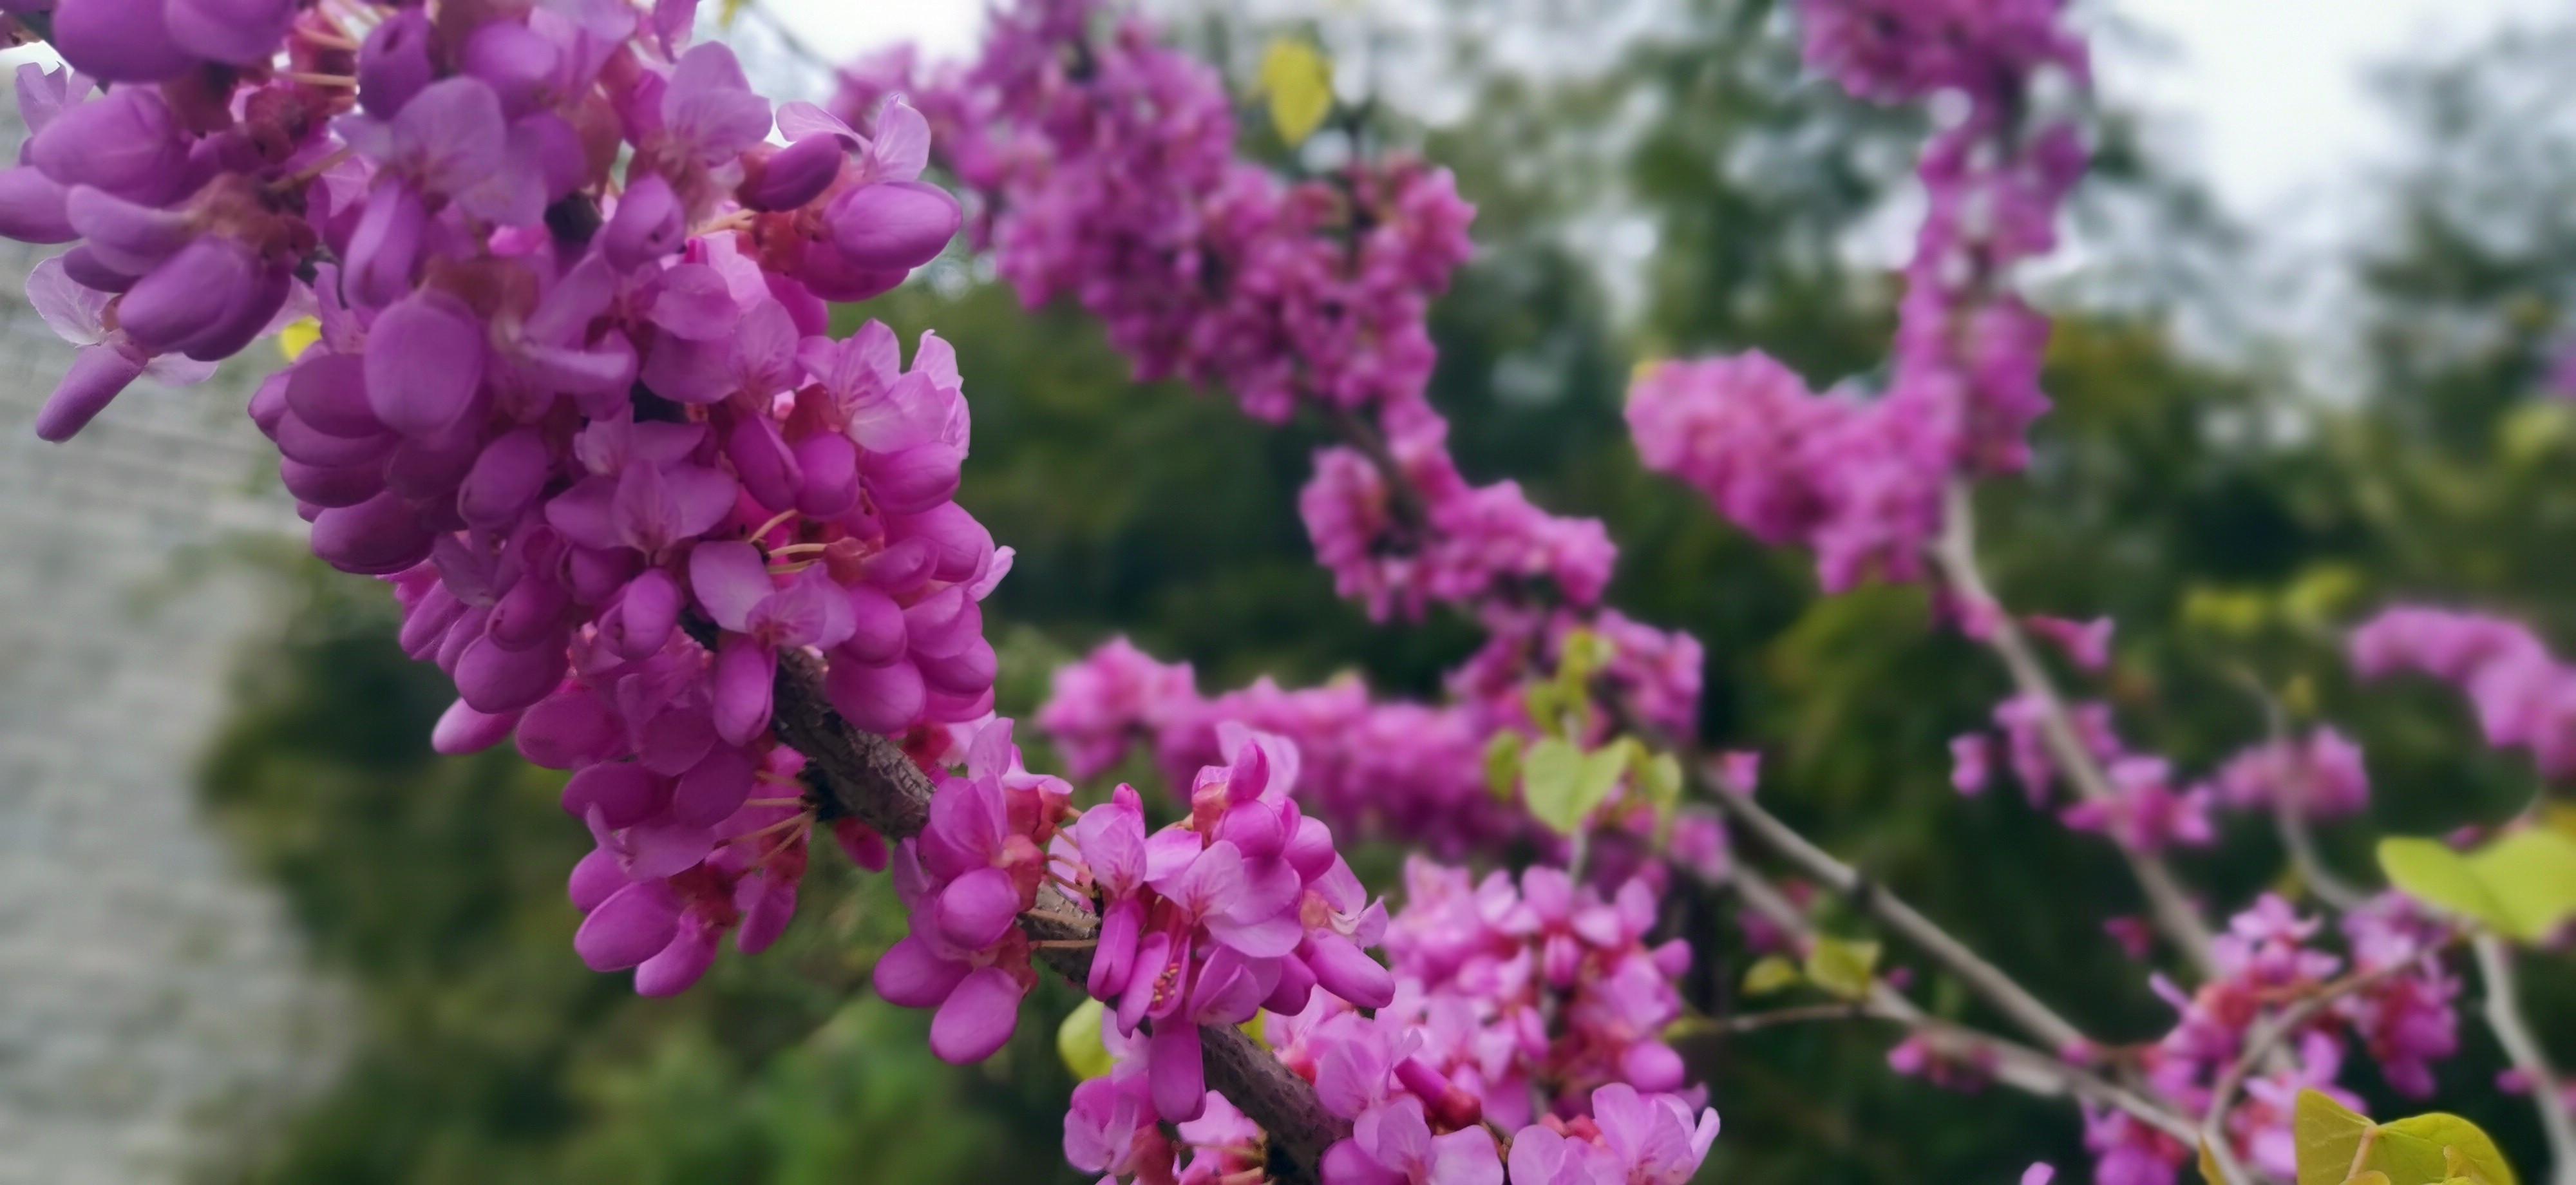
770 0 2569 225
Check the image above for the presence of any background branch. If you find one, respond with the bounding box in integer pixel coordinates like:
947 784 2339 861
1932 480 2222 977
2474 936 2576 1185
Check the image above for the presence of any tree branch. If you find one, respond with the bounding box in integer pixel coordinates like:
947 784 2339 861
761 644 1349 1182
2194 953 2450 1185
2474 936 2576 1185
1723 866 2206 1150
1931 480 2222 978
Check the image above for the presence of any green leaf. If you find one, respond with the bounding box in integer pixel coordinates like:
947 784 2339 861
1483 732 1526 804
2383 1115 2515 1185
2297 1089 2378 1185
1056 998 1113 1081
1803 936 1879 1001
1256 38 1332 147
1524 680 1569 741
2470 830 2576 942
2294 1091 2514 1185
1634 750 1683 839
1740 955 1801 996
2379 831 2576 942
1559 628 1613 682
1522 737 1627 836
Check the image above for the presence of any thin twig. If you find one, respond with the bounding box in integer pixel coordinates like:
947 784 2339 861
1611 692 2099 1059
1724 865 2208 1151
1931 479 2222 978
2222 668 2370 912
2475 936 2576 1185
2196 954 2446 1184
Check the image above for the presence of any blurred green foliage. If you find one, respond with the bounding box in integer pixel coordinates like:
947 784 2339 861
200 4 2575 1182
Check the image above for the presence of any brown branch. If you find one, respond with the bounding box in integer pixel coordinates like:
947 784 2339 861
1932 480 2222 978
2474 937 2576 1185
1723 866 2204 1149
758 640 1349 1181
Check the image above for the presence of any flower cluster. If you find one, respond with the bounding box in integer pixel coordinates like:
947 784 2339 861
1046 730 1396 1115
1041 641 1526 859
1627 0 2087 591
1796 0 2086 107
1039 625 1710 862
1949 694 2217 853
2351 605 2576 780
2078 895 2461 1185
1064 855 1718 1185
2 0 1016 995
1376 859 1700 1129
2209 728 2372 821
852 0 1616 628
873 720 1072 1063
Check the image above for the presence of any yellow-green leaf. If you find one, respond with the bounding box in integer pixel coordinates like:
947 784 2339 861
1740 955 1801 996
1256 38 1332 147
2294 1092 2505 1185
1560 628 1613 683
2380 839 2514 934
1522 737 1626 837
2383 1115 2514 1185
1803 936 1879 1001
2379 831 2576 942
1635 750 1684 839
2470 830 2576 942
1483 732 1524 804
2296 1088 2376 1185
1057 998 1113 1081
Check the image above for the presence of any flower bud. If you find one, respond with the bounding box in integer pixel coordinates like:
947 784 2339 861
825 180 961 270
33 345 144 442
357 10 437 119
0 167 74 243
739 135 843 213
28 90 189 203
310 489 436 575
365 292 488 437
51 0 193 82
117 236 257 354
64 185 189 276
462 20 562 116
164 0 296 68
863 440 961 516
824 654 925 734
604 172 683 271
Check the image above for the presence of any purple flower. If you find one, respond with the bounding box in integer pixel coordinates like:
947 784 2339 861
689 541 858 743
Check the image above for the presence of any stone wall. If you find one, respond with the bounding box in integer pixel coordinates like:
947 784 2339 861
0 228 345 1179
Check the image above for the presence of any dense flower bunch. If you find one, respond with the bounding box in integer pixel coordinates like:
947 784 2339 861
1039 618 1718 863
1376 858 1700 1126
1064 855 1716 1185
0 0 1025 996
2351 606 2576 781
846 0 1619 627
2075 895 2459 1184
1048 730 1401 1115
1627 0 2087 591
1039 640 1518 857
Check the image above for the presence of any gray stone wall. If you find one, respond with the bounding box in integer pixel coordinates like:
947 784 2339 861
0 229 345 1179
